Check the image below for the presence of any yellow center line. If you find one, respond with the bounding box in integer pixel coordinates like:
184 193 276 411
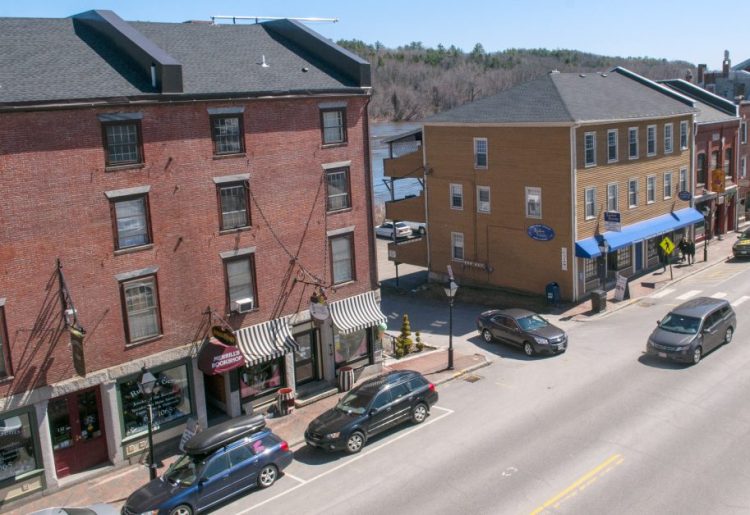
530 453 623 515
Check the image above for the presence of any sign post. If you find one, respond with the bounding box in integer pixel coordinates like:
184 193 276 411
660 236 675 280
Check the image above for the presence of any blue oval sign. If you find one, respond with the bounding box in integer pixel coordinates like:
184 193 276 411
678 190 691 201
527 224 555 241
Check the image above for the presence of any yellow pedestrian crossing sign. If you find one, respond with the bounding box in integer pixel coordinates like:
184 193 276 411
660 236 675 255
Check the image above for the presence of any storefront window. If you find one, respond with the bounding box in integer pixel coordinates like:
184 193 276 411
584 259 597 279
0 412 37 482
335 329 371 367
240 359 284 400
119 364 192 438
616 247 632 269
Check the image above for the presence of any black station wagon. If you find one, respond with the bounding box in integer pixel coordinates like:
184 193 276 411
305 370 438 454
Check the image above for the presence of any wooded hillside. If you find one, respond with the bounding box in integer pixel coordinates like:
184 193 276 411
337 40 695 121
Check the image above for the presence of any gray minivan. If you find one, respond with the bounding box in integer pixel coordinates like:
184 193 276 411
646 297 736 365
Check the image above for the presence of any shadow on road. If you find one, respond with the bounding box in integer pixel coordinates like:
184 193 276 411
637 353 692 370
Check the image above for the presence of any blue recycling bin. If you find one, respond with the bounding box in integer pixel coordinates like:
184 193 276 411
545 282 560 305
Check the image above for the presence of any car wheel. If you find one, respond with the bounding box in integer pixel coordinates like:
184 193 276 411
523 342 535 357
692 346 702 365
411 403 428 424
482 329 493 343
418 227 426 236
724 327 733 344
345 431 366 454
257 464 278 489
169 505 193 515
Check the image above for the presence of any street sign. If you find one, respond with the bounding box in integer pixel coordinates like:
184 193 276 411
678 190 691 201
604 211 621 232
660 236 675 255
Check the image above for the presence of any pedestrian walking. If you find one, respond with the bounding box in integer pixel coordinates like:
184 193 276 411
687 238 695 265
657 245 667 272
678 238 687 263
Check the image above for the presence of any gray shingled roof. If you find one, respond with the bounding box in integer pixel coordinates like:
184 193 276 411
660 79 738 124
426 68 695 124
0 15 365 105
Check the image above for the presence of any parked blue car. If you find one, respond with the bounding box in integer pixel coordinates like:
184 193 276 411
122 414 292 515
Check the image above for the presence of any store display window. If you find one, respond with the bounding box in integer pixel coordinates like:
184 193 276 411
0 412 38 482
240 359 285 400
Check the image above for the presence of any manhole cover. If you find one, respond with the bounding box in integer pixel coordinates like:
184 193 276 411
463 374 482 383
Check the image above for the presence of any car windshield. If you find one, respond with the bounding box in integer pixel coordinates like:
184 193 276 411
517 314 549 331
164 453 204 486
659 313 701 334
335 389 376 415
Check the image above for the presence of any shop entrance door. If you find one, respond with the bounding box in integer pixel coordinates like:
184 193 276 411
294 330 320 386
48 387 108 478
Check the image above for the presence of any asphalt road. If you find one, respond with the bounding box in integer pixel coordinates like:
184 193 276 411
214 258 750 514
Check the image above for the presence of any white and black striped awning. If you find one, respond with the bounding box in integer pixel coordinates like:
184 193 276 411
235 317 299 367
330 291 387 335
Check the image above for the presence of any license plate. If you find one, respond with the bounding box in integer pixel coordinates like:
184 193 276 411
658 352 667 358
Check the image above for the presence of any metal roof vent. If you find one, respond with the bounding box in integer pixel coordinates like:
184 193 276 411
549 69 560 74
579 73 586 77
260 55 269 68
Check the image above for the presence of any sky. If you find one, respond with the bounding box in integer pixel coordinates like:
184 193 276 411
0 1 744 69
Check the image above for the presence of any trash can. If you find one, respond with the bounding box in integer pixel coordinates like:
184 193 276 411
590 289 607 313
276 387 295 416
338 366 354 392
545 282 560 305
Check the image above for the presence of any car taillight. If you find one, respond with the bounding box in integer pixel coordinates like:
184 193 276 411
428 383 435 392
280 441 289 452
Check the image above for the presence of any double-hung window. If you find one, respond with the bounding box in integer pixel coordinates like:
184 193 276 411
474 138 488 169
450 183 464 210
697 153 707 185
741 121 747 145
724 148 733 176
607 183 618 212
607 129 618 163
664 172 673 199
225 256 256 311
0 307 10 378
321 108 347 145
112 194 151 250
211 115 244 155
680 120 689 149
584 132 596 167
451 232 464 261
679 168 688 194
326 167 351 212
103 121 143 167
647 125 657 156
664 123 673 154
647 175 656 203
628 127 639 159
628 179 638 208
584 187 596 219
122 275 161 343
525 187 542 218
477 186 490 213
218 182 250 230
330 233 355 284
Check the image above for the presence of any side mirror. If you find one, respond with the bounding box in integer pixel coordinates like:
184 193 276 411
369 408 379 417
656 320 661 326
198 477 208 487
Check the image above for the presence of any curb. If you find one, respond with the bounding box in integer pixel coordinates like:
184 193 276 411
433 358 492 386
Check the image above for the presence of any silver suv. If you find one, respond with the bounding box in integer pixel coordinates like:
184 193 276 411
646 297 736 365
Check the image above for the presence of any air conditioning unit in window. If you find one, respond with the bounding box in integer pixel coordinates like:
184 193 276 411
231 297 254 313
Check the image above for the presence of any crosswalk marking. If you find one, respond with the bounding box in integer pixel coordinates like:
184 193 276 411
676 290 702 300
710 292 728 299
651 288 676 299
732 296 750 308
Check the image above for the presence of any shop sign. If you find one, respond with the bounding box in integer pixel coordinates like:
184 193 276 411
678 190 691 201
614 273 628 301
309 292 329 321
211 325 236 346
70 332 86 377
711 168 726 193
604 211 621 232
462 260 488 270
198 337 245 375
527 224 555 241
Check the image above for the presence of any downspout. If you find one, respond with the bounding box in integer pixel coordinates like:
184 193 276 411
570 124 580 302
362 94 379 291
422 125 431 276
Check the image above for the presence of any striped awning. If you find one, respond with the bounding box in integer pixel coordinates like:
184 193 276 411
235 317 299 367
330 291 387 335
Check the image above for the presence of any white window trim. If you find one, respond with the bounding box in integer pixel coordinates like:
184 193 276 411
679 167 688 194
607 182 619 212
647 125 657 157
646 175 656 204
584 131 596 167
525 186 542 219
451 232 465 261
607 129 618 163
584 186 596 220
477 186 491 213
664 123 673 154
680 120 689 150
473 137 488 169
628 127 639 160
628 178 638 208
663 171 673 200
450 183 464 210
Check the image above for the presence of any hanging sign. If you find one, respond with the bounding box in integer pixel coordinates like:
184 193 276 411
678 191 691 201
309 292 330 321
604 211 621 232
527 224 555 241
70 332 86 377
198 337 245 375
211 326 237 346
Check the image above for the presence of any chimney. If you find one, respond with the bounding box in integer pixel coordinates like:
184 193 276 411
697 64 706 84
722 50 731 78
685 69 693 82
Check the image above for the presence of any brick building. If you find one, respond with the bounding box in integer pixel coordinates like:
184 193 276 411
386 68 703 302
0 10 383 502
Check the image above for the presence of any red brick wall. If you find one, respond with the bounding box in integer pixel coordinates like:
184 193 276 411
0 95 374 395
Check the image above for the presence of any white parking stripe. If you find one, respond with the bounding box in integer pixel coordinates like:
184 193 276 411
732 296 750 308
710 292 728 299
651 288 676 299
676 290 701 300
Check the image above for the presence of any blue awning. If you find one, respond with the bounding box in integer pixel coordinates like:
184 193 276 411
575 208 704 258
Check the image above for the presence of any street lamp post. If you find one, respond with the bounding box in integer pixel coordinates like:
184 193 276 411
444 280 458 370
138 367 159 481
597 240 609 290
